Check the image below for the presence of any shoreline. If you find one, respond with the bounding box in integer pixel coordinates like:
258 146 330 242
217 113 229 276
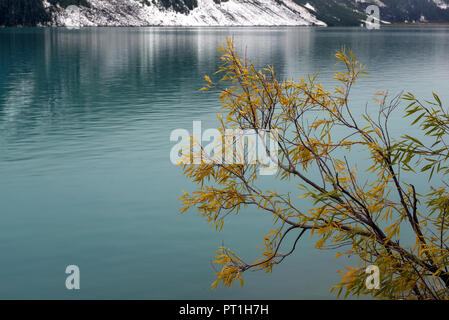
383 22 449 27
1 23 327 28
2 23 449 29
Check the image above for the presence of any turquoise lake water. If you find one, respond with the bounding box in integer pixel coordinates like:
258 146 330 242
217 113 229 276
0 26 448 299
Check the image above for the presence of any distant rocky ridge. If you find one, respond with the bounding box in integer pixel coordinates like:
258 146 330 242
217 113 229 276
47 0 326 26
294 0 449 26
0 0 449 27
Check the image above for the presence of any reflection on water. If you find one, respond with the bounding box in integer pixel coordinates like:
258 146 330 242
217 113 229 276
0 27 448 299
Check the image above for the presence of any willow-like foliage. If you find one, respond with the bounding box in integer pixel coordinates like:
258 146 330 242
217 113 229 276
179 38 449 300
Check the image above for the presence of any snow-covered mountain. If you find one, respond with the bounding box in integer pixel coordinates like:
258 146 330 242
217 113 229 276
47 0 449 27
1 0 449 27
46 0 326 26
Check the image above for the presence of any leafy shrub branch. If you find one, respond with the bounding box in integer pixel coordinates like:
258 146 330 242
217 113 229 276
179 38 449 300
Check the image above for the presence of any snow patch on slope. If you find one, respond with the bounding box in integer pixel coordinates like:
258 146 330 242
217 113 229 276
51 0 326 26
433 0 449 10
355 0 386 7
304 2 315 12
